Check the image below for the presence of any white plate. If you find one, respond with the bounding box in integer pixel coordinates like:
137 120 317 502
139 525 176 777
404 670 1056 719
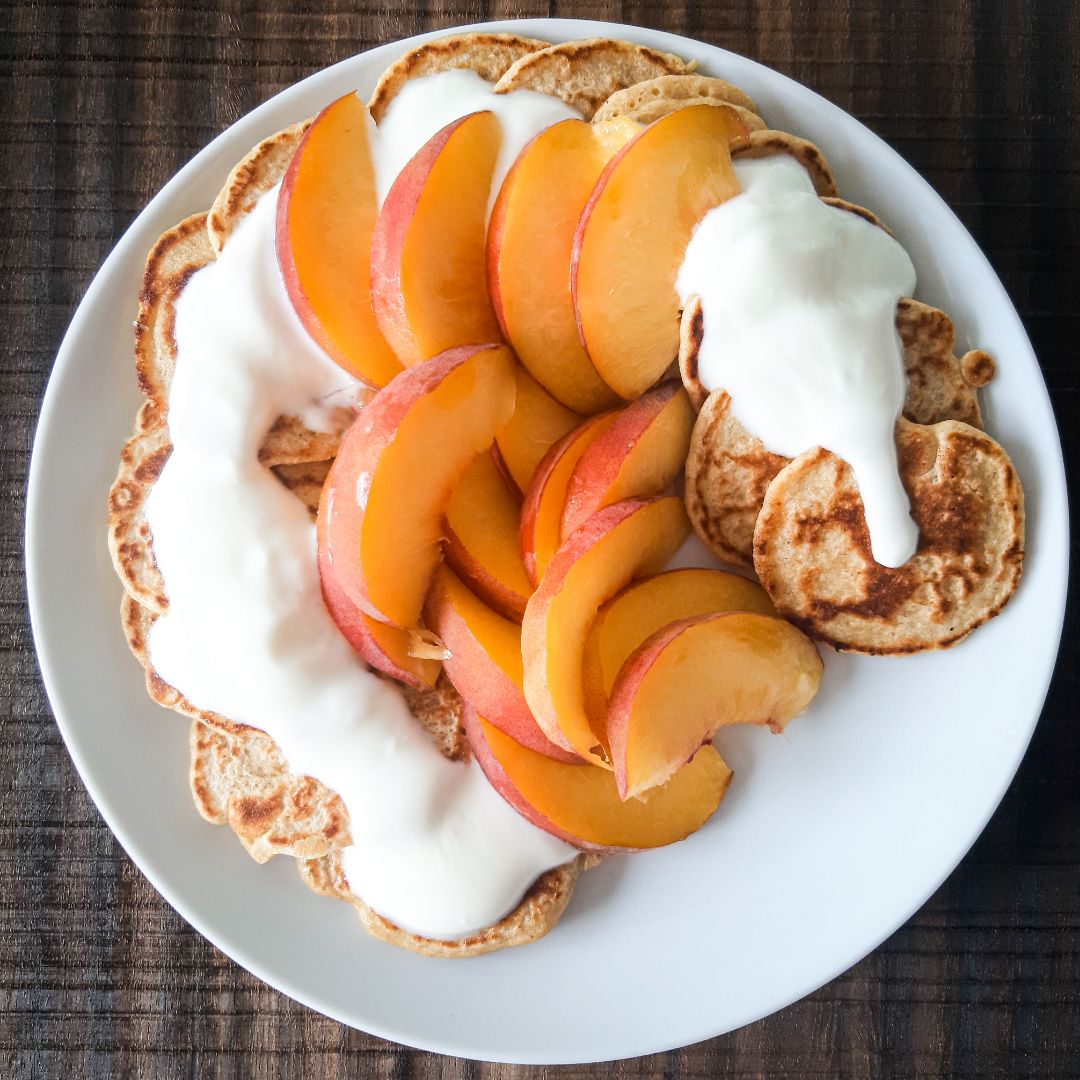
26 18 1069 1065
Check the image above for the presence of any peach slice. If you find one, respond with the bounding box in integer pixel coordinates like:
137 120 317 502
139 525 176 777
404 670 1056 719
582 568 775 735
608 612 822 799
493 365 583 495
424 566 575 762
487 118 638 413
276 92 403 387
464 707 732 851
518 411 617 586
521 496 691 761
560 379 695 539
371 111 503 366
572 104 748 399
443 451 533 622
317 486 440 689
321 343 516 628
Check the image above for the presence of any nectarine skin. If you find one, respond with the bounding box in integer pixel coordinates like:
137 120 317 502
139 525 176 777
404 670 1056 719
464 707 733 851
487 118 632 414
608 611 823 799
424 566 576 762
370 111 503 367
572 105 748 400
521 496 691 762
518 411 617 586
322 343 516 628
560 379 695 540
581 567 776 740
317 484 440 689
277 92 402 387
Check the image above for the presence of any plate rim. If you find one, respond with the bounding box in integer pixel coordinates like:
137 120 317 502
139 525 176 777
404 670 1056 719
25 16 1071 1064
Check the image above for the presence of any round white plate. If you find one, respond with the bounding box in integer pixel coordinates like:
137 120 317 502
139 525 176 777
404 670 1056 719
26 18 1069 1065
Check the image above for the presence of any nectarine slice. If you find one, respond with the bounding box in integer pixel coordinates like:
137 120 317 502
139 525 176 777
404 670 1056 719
277 93 403 387
464 708 732 850
371 111 503 366
317 485 440 689
487 118 637 413
443 451 533 622
424 566 576 762
493 364 584 496
521 496 691 762
560 379 695 539
582 568 775 736
518 411 617 586
321 343 516 628
608 612 822 798
572 105 747 399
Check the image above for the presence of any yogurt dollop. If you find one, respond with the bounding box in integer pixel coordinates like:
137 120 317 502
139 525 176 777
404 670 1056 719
677 155 919 567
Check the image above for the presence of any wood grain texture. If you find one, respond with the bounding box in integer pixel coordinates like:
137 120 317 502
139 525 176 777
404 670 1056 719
2 0 1078 1075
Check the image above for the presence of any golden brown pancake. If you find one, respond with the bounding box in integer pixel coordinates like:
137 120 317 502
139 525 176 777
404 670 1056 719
367 33 551 122
752 419 1024 653
598 94 765 132
493 38 693 118
593 73 759 120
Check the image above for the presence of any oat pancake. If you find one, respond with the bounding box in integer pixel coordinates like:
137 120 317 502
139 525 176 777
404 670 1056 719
752 419 1024 653
593 73 760 121
493 38 693 118
367 33 551 122
599 94 766 132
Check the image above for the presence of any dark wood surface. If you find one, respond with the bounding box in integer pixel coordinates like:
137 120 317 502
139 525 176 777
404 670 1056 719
2 0 1077 1075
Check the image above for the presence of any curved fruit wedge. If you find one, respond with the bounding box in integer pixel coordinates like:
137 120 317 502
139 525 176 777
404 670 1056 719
444 452 532 622
609 612 822 799
521 496 690 762
371 110 503 366
560 379 695 539
424 566 575 762
488 117 638 413
317 486 440 689
572 104 748 399
582 568 775 737
277 92 403 387
464 707 732 851
519 411 617 586
321 343 516 628
493 364 583 495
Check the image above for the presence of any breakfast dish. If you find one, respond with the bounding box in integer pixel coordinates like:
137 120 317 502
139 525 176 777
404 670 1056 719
104 28 1028 959
26 18 1066 1059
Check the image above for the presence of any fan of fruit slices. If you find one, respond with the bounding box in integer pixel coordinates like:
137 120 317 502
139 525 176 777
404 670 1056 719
280 88 823 849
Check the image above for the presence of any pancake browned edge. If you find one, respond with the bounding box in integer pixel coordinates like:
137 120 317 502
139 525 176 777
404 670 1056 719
107 67 603 953
752 419 1024 654
682 163 998 571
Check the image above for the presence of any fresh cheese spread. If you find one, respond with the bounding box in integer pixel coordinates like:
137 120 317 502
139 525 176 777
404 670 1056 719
677 155 919 567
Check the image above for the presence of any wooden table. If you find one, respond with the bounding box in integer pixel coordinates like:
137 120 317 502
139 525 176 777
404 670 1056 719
3 1 1077 1074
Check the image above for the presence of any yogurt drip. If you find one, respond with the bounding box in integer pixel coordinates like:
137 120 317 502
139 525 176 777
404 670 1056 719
143 186 574 939
677 156 919 567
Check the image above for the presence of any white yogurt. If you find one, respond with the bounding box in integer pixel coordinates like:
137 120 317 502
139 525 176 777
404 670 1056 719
370 68 580 212
677 156 919 567
144 186 574 939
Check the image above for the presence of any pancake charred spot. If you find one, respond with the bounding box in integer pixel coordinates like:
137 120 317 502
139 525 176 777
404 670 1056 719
961 349 995 387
